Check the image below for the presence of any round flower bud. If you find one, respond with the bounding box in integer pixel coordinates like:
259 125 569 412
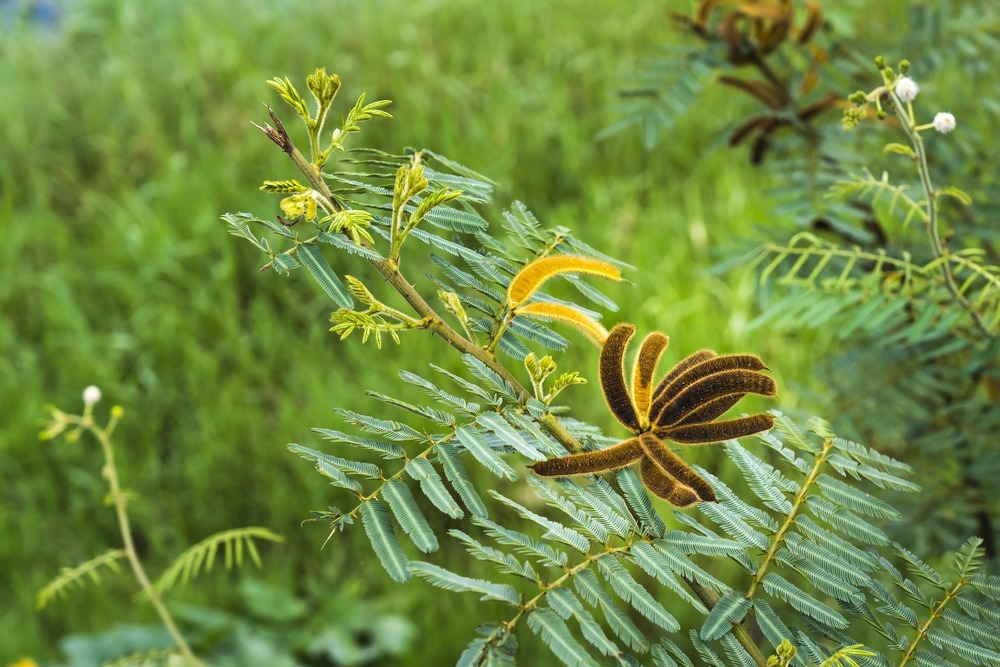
895 77 919 102
933 112 956 134
83 385 102 405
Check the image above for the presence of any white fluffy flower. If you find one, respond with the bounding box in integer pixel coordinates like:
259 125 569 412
933 112 956 134
895 76 919 102
83 385 102 405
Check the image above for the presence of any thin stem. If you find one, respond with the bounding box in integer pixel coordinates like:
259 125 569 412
898 577 968 666
486 309 514 355
746 438 833 599
73 417 201 665
887 89 992 337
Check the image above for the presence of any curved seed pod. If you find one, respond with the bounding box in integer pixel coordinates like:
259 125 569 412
530 438 643 477
640 456 698 507
670 394 746 427
638 433 716 505
600 324 640 431
507 255 621 307
515 302 608 346
655 369 776 428
631 332 670 423
659 414 775 445
651 355 769 422
649 350 717 414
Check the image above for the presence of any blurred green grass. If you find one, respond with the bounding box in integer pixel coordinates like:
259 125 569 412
0 0 910 664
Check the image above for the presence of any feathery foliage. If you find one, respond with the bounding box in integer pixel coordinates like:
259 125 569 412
226 66 1000 667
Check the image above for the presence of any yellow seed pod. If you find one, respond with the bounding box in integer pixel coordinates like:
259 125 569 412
514 302 608 346
507 255 621 307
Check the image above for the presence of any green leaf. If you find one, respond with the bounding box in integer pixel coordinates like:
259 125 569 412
527 476 609 543
527 607 600 667
405 457 463 519
806 497 889 546
596 553 679 632
546 588 621 657
149 527 283 600
477 411 546 461
455 426 518 481
436 441 489 519
450 529 538 581
700 590 752 641
628 541 708 612
311 428 405 459
334 409 426 442
473 518 568 568
816 475 901 520
36 550 127 610
754 600 806 667
927 628 1000 666
381 479 438 554
462 354 519 401
618 469 665 538
719 633 758 667
359 499 410 582
457 624 517 667
937 186 973 205
288 443 381 478
315 459 362 492
490 491 591 553
409 561 520 605
296 242 353 308
762 573 849 628
883 142 916 158
698 501 770 550
555 480 632 539
574 568 647 653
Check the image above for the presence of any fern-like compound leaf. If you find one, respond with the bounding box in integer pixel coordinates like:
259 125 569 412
381 479 439 553
700 590 752 641
404 457 463 519
359 499 410 583
152 527 283 596
754 599 806 667
806 496 890 546
456 623 517 667
720 632 759 667
450 529 538 582
816 474 901 521
477 411 546 462
456 425 518 481
334 409 425 441
526 476 609 543
596 553 679 632
574 568 648 653
489 491 591 553
762 572 849 629
312 427 405 459
617 468 665 538
462 354 519 402
288 442 381 478
436 442 489 519
527 607 601 667
296 242 353 308
36 549 127 610
409 561 520 605
546 587 622 657
473 518 568 568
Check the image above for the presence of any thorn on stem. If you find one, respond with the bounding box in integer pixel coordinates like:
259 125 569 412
252 105 294 154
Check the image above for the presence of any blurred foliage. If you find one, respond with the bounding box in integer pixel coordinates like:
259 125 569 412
2 0 987 665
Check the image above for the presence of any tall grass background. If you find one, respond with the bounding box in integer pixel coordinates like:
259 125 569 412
0 0 912 663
